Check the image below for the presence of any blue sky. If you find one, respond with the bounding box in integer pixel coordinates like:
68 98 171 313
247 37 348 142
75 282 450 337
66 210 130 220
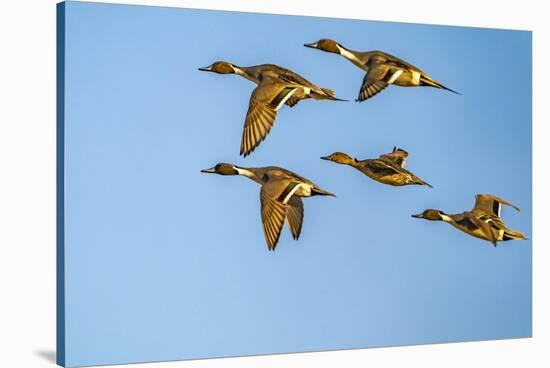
62 1 531 366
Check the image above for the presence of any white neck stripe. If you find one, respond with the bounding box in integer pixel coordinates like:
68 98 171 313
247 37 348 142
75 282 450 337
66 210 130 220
233 66 244 75
337 45 362 64
235 167 255 179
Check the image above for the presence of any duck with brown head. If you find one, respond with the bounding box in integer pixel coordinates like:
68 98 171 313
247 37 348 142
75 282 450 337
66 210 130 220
321 147 432 188
411 194 527 246
198 61 344 157
201 163 334 251
305 37 460 102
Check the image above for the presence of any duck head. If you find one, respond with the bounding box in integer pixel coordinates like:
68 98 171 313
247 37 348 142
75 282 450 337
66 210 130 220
201 163 239 175
320 152 356 165
198 61 238 74
304 38 342 54
411 209 446 221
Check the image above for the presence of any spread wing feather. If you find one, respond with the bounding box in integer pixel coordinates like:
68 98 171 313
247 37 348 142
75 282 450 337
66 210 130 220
379 147 409 168
241 81 297 157
260 180 289 250
357 71 388 102
472 194 520 217
286 196 304 240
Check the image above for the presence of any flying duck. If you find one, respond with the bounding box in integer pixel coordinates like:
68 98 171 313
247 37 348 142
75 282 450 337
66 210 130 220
201 163 335 250
321 147 432 187
199 61 344 156
304 38 459 101
412 194 527 246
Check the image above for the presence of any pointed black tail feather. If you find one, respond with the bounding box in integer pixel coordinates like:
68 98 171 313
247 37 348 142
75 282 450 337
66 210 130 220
311 88 349 102
420 76 461 95
311 187 336 197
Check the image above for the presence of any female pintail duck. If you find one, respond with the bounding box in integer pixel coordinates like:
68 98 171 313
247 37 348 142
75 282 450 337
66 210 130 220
321 147 432 187
411 194 527 246
304 38 459 101
199 61 344 157
201 163 335 250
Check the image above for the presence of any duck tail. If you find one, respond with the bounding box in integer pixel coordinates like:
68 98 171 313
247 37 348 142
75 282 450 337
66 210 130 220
422 181 434 188
418 180 433 188
502 229 528 241
321 87 337 98
311 187 336 197
420 76 461 95
312 88 348 102
413 176 433 188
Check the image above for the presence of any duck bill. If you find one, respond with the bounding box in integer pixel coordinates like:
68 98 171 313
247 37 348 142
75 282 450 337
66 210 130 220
198 65 213 72
304 42 319 49
200 166 216 173
411 213 424 219
320 155 331 161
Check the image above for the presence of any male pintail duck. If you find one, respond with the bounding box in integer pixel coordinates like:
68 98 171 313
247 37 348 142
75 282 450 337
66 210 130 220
411 194 527 246
201 163 335 250
304 38 459 101
321 147 432 187
199 61 344 156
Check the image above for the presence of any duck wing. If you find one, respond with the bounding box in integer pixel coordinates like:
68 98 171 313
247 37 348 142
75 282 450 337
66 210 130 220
277 70 311 86
455 213 498 246
260 180 289 250
286 196 304 240
285 95 301 108
266 65 314 88
263 64 338 100
357 65 390 102
471 194 520 217
241 79 299 157
260 175 313 249
276 68 332 99
360 158 401 176
379 146 409 168
474 216 499 246
358 52 423 101
263 166 315 187
371 51 425 73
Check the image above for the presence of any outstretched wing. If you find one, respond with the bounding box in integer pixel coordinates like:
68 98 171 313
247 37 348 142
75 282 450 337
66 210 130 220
276 67 330 99
260 180 289 250
371 50 426 74
286 196 304 240
362 159 401 176
379 146 409 168
241 80 298 157
472 194 520 217
357 67 389 102
357 55 408 102
271 66 315 89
